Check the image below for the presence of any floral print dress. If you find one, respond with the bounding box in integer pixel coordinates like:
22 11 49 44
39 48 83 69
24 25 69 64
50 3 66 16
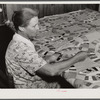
5 33 60 88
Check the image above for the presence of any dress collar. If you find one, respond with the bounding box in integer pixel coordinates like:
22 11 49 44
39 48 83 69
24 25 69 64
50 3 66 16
13 33 34 48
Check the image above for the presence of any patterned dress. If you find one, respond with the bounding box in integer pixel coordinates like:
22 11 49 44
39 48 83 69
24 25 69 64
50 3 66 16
5 33 60 88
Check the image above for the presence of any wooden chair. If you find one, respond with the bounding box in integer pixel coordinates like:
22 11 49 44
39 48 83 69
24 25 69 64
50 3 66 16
0 24 15 88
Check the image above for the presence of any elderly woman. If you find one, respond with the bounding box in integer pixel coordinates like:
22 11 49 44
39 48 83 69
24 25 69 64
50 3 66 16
5 8 87 88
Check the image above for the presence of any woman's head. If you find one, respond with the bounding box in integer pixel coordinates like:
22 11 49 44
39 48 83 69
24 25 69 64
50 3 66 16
12 8 39 31
12 8 39 39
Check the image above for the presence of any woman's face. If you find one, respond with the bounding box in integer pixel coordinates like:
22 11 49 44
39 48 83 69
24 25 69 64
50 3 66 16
24 16 39 38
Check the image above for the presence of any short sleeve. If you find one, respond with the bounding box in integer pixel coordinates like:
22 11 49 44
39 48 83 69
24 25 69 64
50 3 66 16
13 42 47 75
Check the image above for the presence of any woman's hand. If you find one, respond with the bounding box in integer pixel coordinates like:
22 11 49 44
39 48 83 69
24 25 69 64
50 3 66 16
43 52 62 63
74 51 88 63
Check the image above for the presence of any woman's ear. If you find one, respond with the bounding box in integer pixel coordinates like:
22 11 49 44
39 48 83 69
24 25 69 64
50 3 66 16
18 26 25 32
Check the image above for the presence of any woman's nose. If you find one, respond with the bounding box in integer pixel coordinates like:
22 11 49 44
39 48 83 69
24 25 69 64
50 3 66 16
36 25 39 30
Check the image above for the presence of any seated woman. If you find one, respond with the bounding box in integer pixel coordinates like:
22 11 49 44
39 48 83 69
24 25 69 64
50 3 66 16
5 8 87 88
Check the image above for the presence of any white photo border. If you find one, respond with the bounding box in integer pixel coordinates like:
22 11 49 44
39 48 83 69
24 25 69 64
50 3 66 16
0 1 100 99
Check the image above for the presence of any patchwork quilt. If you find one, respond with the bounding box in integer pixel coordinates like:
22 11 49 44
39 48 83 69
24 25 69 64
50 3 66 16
32 9 100 88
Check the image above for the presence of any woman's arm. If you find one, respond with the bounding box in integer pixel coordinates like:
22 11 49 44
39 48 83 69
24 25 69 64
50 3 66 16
37 51 87 76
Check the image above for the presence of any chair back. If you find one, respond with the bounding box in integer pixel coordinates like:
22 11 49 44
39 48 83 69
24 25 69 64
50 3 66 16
0 24 15 88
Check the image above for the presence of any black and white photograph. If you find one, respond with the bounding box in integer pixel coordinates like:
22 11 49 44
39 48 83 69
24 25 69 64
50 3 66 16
0 1 100 98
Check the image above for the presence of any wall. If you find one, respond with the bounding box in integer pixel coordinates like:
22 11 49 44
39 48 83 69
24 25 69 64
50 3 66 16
6 4 99 20
0 4 7 24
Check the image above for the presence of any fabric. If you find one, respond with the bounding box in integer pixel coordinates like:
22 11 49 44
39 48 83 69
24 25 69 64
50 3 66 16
5 33 60 88
33 9 100 88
